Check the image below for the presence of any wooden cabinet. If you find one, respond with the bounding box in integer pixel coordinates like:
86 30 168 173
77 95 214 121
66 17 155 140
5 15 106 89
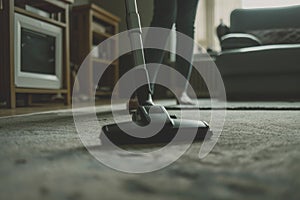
0 0 73 108
70 4 120 98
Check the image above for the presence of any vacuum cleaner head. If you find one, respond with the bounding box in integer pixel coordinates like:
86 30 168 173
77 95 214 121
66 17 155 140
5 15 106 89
100 105 211 146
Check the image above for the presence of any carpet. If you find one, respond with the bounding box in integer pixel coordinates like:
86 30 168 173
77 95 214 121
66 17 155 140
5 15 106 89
164 99 300 110
0 109 300 200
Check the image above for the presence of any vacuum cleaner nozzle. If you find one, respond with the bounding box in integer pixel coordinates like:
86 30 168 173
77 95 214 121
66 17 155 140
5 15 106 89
100 105 211 146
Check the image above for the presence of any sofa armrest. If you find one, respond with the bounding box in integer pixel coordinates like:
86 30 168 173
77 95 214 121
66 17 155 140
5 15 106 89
221 33 262 50
216 44 300 76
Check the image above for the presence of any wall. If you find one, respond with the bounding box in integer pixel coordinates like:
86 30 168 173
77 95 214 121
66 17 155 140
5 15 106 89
195 0 242 51
195 0 207 48
74 0 154 32
212 0 242 50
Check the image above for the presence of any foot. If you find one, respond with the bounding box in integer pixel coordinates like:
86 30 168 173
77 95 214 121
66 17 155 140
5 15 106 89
176 92 196 105
127 98 139 112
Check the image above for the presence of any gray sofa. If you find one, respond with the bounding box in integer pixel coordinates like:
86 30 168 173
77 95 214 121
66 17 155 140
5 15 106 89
216 5 300 100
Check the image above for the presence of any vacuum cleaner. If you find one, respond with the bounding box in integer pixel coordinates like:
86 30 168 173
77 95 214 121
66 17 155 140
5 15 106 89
100 0 211 145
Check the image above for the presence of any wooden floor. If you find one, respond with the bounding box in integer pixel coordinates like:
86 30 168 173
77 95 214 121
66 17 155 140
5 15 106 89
0 99 111 117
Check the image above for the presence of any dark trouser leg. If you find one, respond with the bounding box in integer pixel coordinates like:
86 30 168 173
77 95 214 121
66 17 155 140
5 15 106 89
175 0 199 91
144 0 177 93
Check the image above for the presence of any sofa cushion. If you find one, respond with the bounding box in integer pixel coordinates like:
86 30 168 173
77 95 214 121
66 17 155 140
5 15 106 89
221 33 262 50
249 28 300 45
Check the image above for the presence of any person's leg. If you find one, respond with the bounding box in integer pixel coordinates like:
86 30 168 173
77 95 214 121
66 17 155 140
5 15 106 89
129 0 177 110
144 0 177 93
175 0 199 103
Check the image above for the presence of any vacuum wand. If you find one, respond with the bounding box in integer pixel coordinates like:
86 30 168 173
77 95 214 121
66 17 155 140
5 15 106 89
125 0 153 106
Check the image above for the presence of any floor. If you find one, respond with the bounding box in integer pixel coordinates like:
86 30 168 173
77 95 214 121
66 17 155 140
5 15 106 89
0 99 112 117
2 98 300 118
0 103 72 117
0 103 299 200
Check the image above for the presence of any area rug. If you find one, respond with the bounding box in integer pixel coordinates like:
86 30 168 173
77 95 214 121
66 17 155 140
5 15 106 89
0 108 300 200
164 99 300 110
